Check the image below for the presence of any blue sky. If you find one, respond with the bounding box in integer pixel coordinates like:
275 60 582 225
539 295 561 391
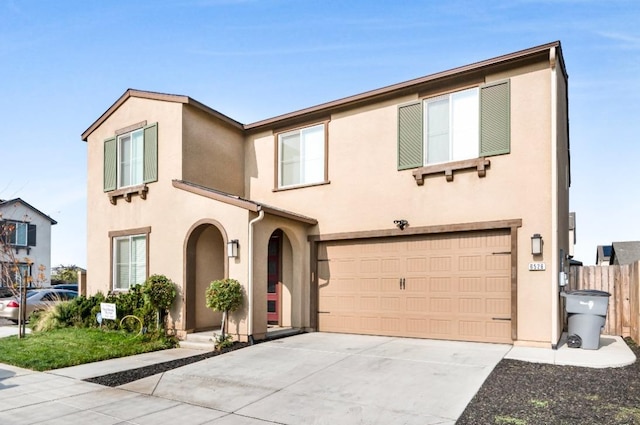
1 0 638 267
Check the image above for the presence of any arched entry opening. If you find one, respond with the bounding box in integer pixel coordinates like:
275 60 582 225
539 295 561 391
185 223 226 332
267 229 293 328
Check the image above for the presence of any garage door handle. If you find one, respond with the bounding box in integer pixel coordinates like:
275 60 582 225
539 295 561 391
492 317 511 321
318 311 330 314
399 278 405 290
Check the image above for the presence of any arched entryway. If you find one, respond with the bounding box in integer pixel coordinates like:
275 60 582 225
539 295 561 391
185 222 226 331
267 229 294 327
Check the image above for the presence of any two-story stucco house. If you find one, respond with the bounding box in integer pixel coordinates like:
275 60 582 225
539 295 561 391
0 198 57 287
82 41 570 348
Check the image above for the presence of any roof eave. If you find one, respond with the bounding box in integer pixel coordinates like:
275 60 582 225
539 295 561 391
81 89 243 141
244 41 563 132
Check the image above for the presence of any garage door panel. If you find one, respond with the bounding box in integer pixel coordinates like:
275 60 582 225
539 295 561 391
428 277 451 292
406 257 428 272
430 256 452 271
486 255 510 270
459 277 483 292
380 296 402 311
361 278 380 292
486 276 510 292
459 255 483 271
318 230 512 343
381 258 401 272
485 298 510 315
407 296 429 312
429 297 453 313
459 320 484 338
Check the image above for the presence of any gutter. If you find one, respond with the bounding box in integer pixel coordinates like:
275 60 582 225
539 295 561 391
550 47 560 346
247 208 265 344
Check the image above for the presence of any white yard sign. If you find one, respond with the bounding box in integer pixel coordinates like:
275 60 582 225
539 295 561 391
100 303 117 320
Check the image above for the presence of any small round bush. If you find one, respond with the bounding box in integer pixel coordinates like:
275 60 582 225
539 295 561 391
142 274 177 311
205 279 243 313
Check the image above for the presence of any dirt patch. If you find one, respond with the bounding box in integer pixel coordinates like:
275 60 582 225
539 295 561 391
457 338 640 425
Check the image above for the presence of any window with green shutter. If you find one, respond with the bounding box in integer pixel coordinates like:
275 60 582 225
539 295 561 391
397 80 510 171
103 122 158 192
480 80 510 156
398 103 423 170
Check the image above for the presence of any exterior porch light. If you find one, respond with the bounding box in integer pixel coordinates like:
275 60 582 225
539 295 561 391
227 239 239 258
531 233 543 256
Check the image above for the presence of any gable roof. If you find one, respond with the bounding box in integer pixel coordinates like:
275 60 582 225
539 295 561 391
0 198 57 225
82 41 565 140
81 89 244 141
610 241 640 265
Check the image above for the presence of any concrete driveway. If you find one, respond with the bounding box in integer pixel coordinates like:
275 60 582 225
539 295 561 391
137 333 510 424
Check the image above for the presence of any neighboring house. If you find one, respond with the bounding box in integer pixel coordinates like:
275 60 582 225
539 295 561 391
81 41 571 348
609 242 640 265
596 245 612 266
0 198 57 287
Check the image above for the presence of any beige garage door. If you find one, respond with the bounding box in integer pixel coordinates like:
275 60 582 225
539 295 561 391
317 230 512 343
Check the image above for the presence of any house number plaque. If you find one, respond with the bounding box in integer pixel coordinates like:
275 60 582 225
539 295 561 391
528 262 546 271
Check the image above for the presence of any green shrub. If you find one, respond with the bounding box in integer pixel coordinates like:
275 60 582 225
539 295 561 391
205 278 243 340
205 279 243 313
143 275 177 310
30 284 170 334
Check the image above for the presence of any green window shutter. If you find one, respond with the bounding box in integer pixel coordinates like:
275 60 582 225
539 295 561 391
143 123 158 183
480 80 510 157
103 136 117 192
398 102 423 170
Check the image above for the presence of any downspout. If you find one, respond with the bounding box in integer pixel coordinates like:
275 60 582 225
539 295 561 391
550 47 560 347
247 208 265 345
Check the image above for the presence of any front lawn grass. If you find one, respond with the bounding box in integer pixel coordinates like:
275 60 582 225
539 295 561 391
0 327 176 371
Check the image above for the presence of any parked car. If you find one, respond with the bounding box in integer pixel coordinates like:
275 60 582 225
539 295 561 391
0 289 78 323
52 283 78 292
0 287 15 299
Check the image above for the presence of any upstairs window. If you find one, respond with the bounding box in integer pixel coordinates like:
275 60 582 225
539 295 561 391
277 123 326 189
0 221 36 247
425 88 479 164
398 80 510 170
118 128 144 188
104 122 158 192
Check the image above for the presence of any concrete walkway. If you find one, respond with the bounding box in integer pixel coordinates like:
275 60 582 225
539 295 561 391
0 332 635 425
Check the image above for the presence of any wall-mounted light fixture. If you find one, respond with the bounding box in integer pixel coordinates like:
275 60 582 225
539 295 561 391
531 233 543 255
393 219 409 230
227 239 239 258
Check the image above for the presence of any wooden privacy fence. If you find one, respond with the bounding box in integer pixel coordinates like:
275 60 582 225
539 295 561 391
568 261 640 343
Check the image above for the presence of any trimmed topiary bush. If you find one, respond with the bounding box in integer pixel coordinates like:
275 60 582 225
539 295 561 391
205 278 243 340
142 274 177 330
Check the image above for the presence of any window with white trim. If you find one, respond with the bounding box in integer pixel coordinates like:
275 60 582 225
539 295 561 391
277 123 326 188
425 88 479 164
103 122 158 192
118 128 144 188
113 234 146 291
398 80 510 170
0 221 36 247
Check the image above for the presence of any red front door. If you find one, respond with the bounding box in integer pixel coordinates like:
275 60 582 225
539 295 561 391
267 231 281 325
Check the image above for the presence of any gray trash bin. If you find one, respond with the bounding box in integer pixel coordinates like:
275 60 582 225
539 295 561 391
561 290 610 350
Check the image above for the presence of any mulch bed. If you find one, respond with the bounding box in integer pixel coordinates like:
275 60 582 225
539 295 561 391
457 338 640 425
84 342 250 387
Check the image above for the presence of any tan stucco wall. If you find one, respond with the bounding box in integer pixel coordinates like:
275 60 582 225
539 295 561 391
245 59 564 345
182 106 245 196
